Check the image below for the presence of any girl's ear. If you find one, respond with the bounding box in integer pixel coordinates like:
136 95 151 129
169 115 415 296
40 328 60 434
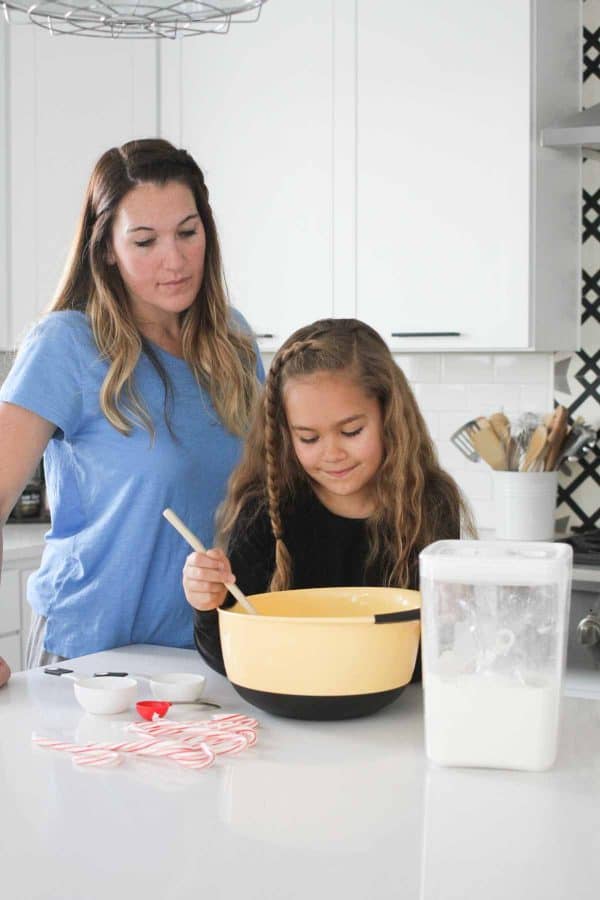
106 243 116 266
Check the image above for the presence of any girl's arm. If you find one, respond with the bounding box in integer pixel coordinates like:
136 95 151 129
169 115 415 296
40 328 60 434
191 500 275 675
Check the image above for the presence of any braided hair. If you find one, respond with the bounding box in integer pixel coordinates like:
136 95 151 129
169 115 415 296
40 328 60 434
217 318 474 591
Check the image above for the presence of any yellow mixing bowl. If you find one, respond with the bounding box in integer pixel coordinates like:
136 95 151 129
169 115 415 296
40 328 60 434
218 586 421 720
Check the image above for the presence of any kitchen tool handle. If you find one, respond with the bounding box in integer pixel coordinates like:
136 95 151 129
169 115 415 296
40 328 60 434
45 667 140 678
391 332 461 338
93 671 130 678
372 609 421 624
171 699 222 709
335 610 421 624
162 507 258 616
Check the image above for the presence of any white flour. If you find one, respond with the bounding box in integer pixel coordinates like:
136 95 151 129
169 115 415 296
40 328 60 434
424 672 561 771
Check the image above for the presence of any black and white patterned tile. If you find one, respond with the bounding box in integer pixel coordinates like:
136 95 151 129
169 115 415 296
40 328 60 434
554 0 600 534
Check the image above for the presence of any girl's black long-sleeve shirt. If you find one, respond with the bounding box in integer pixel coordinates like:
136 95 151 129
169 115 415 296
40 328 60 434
193 487 459 679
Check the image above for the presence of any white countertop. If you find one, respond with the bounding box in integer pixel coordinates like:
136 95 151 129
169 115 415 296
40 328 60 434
1 644 599 900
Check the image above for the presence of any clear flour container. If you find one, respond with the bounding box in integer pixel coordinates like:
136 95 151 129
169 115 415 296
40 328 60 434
419 540 572 771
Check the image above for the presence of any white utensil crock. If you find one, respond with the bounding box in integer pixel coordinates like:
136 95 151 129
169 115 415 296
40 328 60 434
493 470 558 541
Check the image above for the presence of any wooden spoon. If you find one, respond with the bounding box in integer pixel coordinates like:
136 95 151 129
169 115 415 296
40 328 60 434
488 411 519 470
544 406 569 471
520 424 548 472
163 508 259 615
470 420 508 470
488 412 511 447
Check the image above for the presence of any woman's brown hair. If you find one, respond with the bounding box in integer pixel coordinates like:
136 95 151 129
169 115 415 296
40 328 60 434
218 318 475 591
50 138 259 437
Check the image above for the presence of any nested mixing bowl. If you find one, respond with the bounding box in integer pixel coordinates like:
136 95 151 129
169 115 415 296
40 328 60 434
218 586 421 720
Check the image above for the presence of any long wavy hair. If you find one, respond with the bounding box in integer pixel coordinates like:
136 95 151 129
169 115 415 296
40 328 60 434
50 138 259 437
218 318 475 591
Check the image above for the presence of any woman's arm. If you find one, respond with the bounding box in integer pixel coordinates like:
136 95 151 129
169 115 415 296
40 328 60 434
0 403 55 684
0 402 54 527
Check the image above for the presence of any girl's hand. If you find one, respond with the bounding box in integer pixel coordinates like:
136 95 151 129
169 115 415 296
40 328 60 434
183 548 236 611
0 656 10 688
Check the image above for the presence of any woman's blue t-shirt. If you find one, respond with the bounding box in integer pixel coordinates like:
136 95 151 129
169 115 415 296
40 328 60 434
0 310 263 658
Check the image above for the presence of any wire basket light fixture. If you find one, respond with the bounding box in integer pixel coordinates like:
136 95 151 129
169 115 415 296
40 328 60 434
1 0 268 39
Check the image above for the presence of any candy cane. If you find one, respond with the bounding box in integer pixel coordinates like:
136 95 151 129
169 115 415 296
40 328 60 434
33 738 122 768
33 735 216 770
130 715 258 741
33 711 258 772
211 714 259 730
129 723 255 756
73 749 122 768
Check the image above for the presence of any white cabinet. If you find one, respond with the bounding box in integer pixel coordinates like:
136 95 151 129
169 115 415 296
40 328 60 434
159 0 339 353
159 0 580 353
355 0 581 352
2 23 158 349
1 525 46 671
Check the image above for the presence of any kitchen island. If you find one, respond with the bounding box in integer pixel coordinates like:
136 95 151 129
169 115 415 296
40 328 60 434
1 643 599 900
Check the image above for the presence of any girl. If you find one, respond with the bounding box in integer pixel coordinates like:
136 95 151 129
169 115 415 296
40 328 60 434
184 318 474 677
0 138 262 674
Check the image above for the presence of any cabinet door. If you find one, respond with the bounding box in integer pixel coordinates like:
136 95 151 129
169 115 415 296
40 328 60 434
160 0 335 352
355 0 531 350
6 27 157 348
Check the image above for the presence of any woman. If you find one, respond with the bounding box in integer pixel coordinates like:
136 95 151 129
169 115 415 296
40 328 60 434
0 138 263 678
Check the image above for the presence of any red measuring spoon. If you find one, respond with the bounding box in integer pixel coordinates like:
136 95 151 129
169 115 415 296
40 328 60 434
136 700 171 721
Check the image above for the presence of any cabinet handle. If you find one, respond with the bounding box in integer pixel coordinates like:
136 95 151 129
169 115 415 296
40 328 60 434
255 333 275 339
391 331 462 338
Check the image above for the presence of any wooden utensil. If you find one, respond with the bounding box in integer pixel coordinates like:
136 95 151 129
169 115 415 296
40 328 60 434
520 424 548 472
470 419 508 470
488 412 511 447
487 411 520 470
162 507 259 616
544 405 569 471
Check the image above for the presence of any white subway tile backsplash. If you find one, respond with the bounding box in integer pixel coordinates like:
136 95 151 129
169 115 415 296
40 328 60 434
394 354 441 383
421 410 440 440
519 384 553 413
493 353 552 384
441 354 494 383
435 440 474 475
452 468 493 502
438 411 478 442
469 498 496 531
467 384 521 412
414 383 469 411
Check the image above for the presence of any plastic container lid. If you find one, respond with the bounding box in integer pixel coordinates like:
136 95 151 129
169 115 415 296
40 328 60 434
419 540 573 585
